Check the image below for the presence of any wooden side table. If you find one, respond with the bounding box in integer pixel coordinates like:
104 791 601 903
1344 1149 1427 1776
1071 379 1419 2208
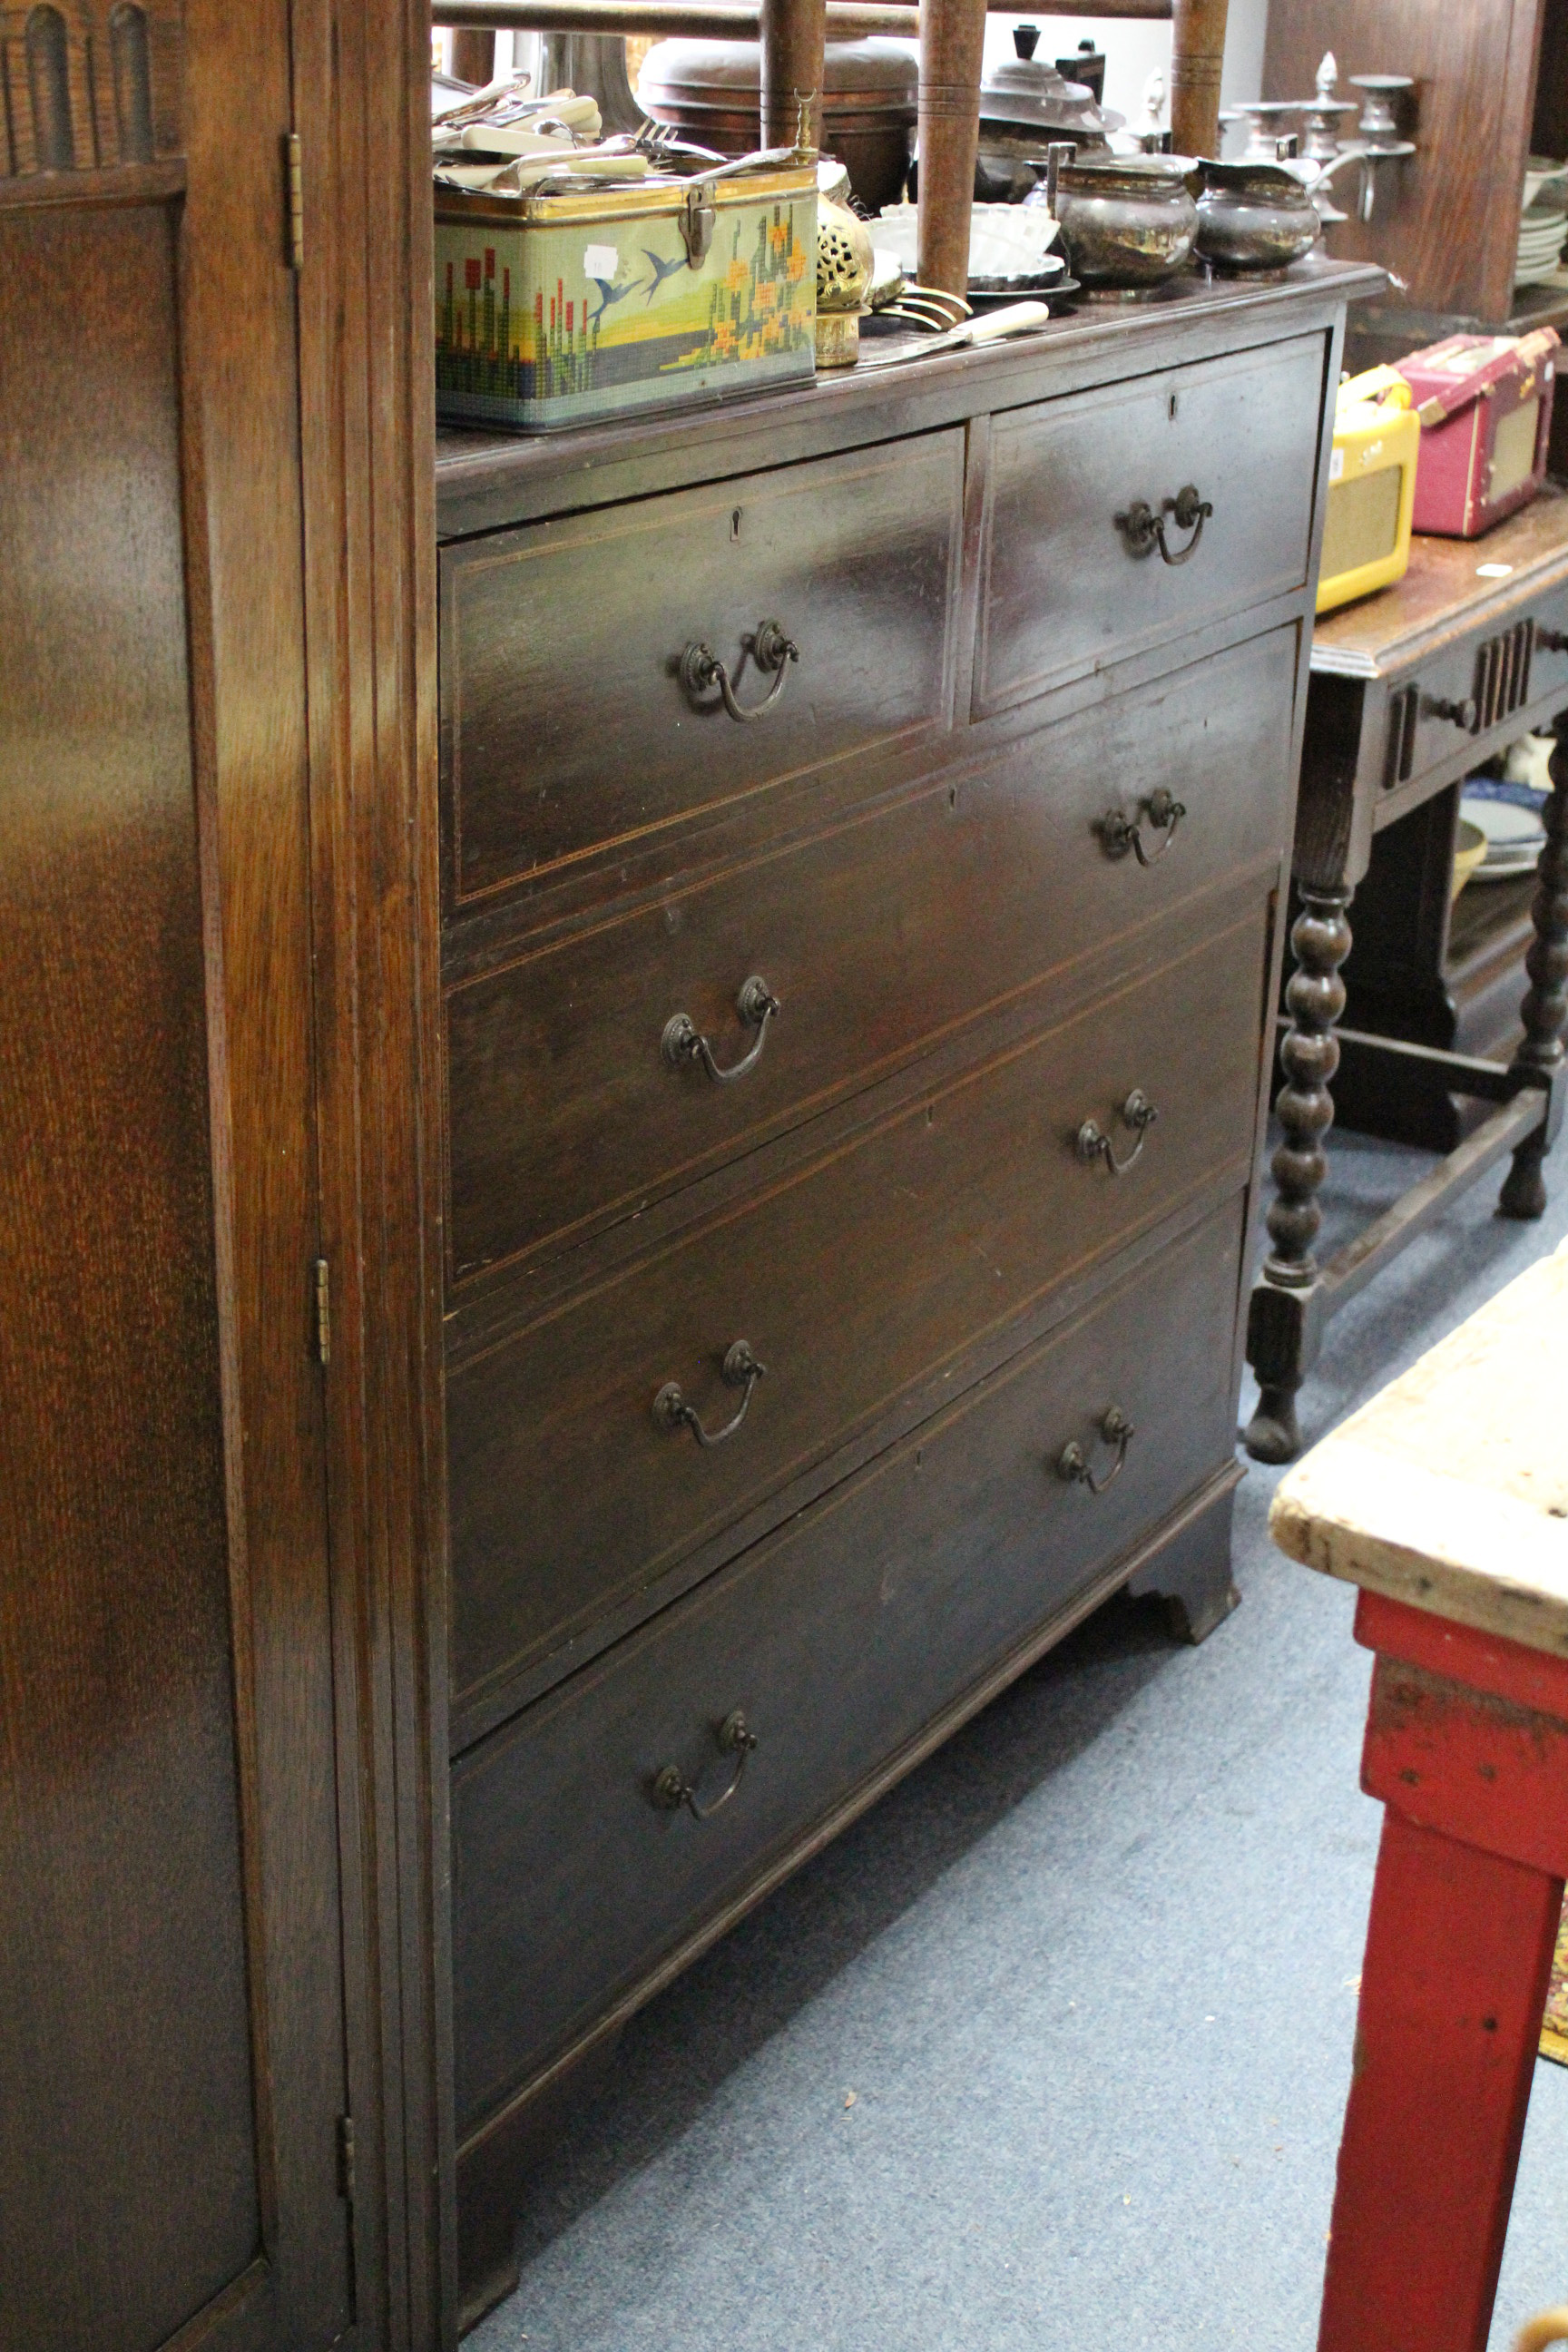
1270 1241 1568 2352
1245 495 1568 1463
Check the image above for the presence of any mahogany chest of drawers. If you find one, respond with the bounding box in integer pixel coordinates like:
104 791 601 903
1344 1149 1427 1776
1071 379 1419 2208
433 262 1371 2326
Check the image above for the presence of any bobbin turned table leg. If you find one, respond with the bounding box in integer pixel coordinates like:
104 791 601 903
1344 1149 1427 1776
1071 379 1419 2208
1500 725 1568 1220
1245 884 1353 1463
1318 1592 1568 2352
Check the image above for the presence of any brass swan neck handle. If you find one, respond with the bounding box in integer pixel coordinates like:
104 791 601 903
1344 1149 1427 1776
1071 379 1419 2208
1076 1089 1159 1177
1058 1406 1135 1495
681 620 799 722
652 1710 759 1821
662 976 779 1083
653 1340 766 1448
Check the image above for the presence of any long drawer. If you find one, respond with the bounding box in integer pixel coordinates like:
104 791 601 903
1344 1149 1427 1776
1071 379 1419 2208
447 900 1269 1725
445 628 1296 1282
451 1192 1245 2138
975 333 1324 720
441 430 964 903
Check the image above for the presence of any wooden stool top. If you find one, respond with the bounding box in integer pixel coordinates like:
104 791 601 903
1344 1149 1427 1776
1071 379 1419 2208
1270 1240 1568 1658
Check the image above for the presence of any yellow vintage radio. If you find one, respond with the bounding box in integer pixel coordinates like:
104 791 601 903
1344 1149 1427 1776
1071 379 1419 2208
1316 365 1421 615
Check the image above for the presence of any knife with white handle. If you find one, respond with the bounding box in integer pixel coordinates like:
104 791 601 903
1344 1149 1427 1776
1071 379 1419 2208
860 301 1053 366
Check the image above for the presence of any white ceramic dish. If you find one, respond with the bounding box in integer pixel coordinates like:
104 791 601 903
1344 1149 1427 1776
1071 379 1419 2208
1462 796 1546 848
1461 793 1547 876
1524 155 1568 209
872 201 1063 288
1469 854 1544 881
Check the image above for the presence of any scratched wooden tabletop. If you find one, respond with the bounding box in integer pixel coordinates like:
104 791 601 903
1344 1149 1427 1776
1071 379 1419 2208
1270 1238 1568 1656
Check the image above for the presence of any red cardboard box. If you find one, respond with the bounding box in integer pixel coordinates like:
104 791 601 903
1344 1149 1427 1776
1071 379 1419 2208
1396 328 1559 538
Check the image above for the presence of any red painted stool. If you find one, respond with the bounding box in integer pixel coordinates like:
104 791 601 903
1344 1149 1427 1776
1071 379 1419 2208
1270 1240 1568 2352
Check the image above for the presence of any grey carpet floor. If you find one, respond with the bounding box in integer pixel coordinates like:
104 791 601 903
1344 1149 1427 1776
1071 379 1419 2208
472 1129 1568 2352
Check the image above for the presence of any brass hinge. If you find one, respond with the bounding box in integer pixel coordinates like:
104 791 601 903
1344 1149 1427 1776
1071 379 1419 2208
337 2113 356 2202
285 130 304 271
312 1257 330 1367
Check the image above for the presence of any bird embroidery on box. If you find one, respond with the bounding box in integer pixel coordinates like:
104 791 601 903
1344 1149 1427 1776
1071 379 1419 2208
642 248 689 301
587 275 638 326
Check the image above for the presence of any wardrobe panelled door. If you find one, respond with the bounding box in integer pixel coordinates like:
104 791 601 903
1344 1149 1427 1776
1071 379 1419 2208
0 0 429 2344
433 264 1372 2328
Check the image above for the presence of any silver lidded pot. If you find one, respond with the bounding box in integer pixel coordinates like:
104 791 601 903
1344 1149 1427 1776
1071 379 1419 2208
1033 149 1198 289
965 23 1116 203
1194 157 1321 275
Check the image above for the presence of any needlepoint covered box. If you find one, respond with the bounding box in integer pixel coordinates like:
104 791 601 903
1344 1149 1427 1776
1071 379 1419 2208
435 167 818 431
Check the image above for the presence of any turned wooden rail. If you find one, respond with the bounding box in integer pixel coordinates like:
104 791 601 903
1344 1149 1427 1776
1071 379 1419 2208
435 1 1176 34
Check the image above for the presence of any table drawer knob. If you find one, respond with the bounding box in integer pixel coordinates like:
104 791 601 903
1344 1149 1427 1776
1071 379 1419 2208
1421 691 1478 733
662 975 779 1083
1115 484 1212 566
1057 1406 1135 1495
652 1709 759 1821
680 619 799 722
1099 789 1186 866
653 1339 766 1448
1076 1089 1158 1176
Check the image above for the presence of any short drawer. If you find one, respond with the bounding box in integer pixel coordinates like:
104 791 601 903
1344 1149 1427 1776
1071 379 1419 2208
447 901 1269 1725
446 627 1295 1281
1379 601 1568 795
441 431 964 902
975 334 1324 720
451 1192 1245 2135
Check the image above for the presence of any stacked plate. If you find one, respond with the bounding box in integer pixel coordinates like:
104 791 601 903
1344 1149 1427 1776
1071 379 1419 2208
1459 779 1549 882
872 202 1067 298
1516 159 1568 286
1523 154 1568 211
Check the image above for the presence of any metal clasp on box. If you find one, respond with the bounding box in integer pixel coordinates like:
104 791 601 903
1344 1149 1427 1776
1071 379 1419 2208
681 183 717 267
